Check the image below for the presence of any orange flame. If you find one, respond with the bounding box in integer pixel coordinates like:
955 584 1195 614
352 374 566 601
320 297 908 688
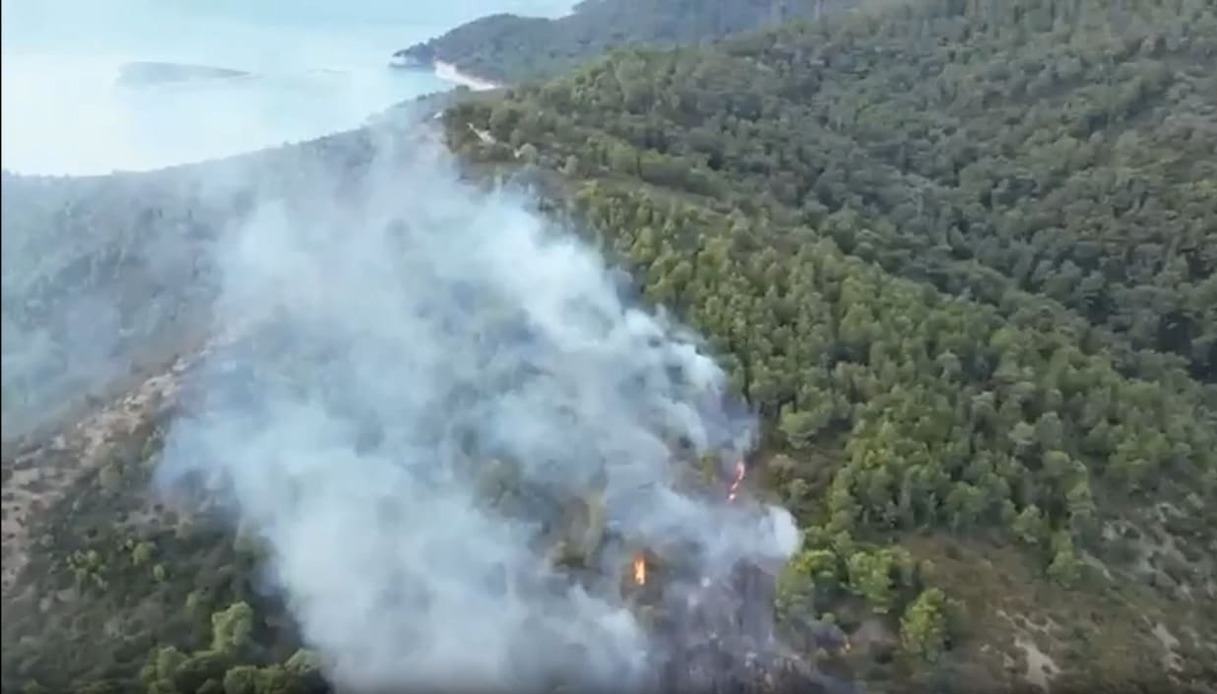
632 553 647 586
726 460 746 502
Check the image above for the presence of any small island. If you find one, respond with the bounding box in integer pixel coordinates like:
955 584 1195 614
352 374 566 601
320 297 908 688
116 61 251 87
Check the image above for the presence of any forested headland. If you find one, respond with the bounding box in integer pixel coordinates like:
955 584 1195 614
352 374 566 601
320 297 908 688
393 0 856 85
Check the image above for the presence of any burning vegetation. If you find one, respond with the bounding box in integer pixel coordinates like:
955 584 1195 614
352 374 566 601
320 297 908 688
633 552 648 586
595 455 840 694
726 460 746 502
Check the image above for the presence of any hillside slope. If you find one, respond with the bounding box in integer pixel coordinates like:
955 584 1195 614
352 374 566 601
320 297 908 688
3 121 819 694
2 0 1216 693
444 0 1217 690
449 0 1217 381
0 120 428 442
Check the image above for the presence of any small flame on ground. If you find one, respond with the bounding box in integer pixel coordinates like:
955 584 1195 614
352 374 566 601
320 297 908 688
726 460 746 502
633 553 647 586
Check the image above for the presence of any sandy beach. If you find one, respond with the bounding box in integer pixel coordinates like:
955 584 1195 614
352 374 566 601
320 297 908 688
434 59 501 91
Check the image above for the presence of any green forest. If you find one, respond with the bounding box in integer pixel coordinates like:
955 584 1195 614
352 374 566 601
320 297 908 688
444 0 1217 689
3 0 1216 692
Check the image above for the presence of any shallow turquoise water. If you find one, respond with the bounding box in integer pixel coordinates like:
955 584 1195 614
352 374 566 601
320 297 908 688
0 0 571 174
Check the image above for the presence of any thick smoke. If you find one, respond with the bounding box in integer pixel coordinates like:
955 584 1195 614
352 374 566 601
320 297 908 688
158 129 800 692
1 169 231 439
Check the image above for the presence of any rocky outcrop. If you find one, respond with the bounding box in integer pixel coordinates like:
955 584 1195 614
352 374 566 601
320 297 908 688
389 45 435 70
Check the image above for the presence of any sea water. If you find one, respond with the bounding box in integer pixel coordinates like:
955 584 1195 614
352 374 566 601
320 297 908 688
0 0 573 175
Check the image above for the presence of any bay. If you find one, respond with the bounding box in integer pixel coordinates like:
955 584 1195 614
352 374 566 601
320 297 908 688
0 0 571 175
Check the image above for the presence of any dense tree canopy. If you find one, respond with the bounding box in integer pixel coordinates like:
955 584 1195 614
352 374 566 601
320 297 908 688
449 0 1217 380
445 0 1217 687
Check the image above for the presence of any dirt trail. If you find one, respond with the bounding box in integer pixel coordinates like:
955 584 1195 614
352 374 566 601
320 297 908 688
1014 636 1059 691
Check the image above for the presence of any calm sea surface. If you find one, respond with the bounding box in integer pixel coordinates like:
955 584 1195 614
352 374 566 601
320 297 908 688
0 0 571 174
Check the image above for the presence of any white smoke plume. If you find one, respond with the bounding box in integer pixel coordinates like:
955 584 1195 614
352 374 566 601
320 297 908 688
157 126 801 692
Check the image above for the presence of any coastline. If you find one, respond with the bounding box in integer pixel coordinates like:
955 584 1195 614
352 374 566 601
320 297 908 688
433 60 501 91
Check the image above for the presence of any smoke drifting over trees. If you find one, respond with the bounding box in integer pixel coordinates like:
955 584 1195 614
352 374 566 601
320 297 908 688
10 1 1212 692
146 129 800 691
